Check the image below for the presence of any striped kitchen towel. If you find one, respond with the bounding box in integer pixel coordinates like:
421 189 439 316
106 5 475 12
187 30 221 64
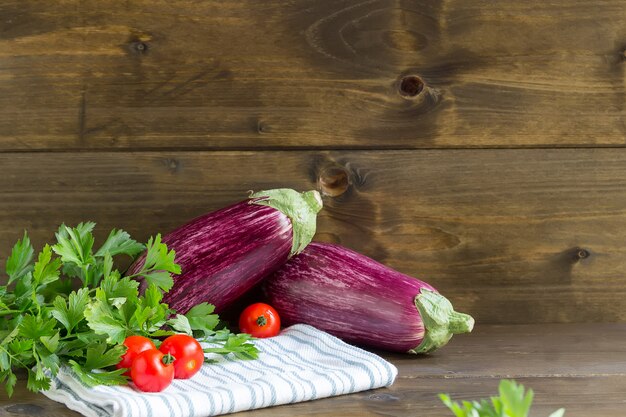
42 324 398 417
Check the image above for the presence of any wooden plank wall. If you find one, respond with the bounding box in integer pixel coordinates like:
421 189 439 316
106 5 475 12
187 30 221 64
1 0 625 323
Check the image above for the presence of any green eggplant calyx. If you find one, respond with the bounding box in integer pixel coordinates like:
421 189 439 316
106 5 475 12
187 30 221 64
249 188 323 256
409 288 475 354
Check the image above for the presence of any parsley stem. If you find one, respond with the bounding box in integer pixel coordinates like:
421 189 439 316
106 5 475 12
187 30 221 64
123 267 160 280
122 272 143 279
0 310 21 316
0 344 29 370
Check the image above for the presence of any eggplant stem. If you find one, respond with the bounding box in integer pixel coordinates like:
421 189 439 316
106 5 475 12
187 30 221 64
448 311 474 334
410 289 475 354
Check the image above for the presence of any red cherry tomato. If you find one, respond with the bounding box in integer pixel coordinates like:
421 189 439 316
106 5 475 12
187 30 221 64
239 303 281 338
159 334 204 379
116 335 156 376
130 349 174 392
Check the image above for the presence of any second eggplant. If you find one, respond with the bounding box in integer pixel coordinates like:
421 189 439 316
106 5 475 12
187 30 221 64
263 242 474 353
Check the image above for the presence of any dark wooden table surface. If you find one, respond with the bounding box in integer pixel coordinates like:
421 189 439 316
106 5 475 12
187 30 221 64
1 323 624 417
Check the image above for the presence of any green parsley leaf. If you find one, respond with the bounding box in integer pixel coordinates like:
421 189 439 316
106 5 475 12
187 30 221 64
100 274 139 302
51 288 90 334
203 333 258 360
13 271 33 310
26 368 51 392
142 271 174 293
142 283 163 308
131 234 180 292
499 379 533 417
145 234 180 274
40 332 60 353
439 379 566 417
52 222 96 266
0 352 8 372
130 306 153 330
84 293 128 344
6 231 34 284
69 361 127 388
95 229 145 258
167 314 192 335
83 343 126 370
32 245 62 287
4 371 17 397
185 302 220 337
19 314 56 340
52 222 100 286
39 351 60 375
148 329 176 338
102 252 113 280
8 339 32 356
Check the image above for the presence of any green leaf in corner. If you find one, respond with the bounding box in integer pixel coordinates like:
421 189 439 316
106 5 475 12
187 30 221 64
51 288 90 334
6 231 34 284
438 394 465 417
499 379 533 417
95 229 145 258
69 361 127 388
167 314 192 335
439 379 565 417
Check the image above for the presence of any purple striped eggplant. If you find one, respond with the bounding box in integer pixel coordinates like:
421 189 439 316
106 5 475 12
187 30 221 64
128 189 322 313
263 242 474 354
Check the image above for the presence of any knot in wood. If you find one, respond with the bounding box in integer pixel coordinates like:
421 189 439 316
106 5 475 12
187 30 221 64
318 166 350 197
398 75 424 98
131 41 149 54
574 247 590 261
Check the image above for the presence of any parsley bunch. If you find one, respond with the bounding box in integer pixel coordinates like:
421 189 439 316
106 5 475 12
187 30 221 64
0 223 258 396
440 379 565 417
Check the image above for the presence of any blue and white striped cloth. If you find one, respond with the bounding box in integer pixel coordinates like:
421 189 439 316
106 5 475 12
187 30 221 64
42 324 398 417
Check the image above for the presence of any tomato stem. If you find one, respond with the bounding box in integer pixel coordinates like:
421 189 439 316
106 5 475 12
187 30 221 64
162 352 175 365
256 315 267 327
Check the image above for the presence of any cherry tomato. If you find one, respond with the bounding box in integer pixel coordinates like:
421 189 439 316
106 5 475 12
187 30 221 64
130 349 175 392
116 335 156 376
159 334 204 379
239 303 281 338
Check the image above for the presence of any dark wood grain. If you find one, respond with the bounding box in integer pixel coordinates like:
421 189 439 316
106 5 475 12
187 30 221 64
0 0 624 151
1 324 625 416
2 149 626 323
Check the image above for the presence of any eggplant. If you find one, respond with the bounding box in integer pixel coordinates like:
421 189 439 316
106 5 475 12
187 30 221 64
129 189 322 313
263 242 474 353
